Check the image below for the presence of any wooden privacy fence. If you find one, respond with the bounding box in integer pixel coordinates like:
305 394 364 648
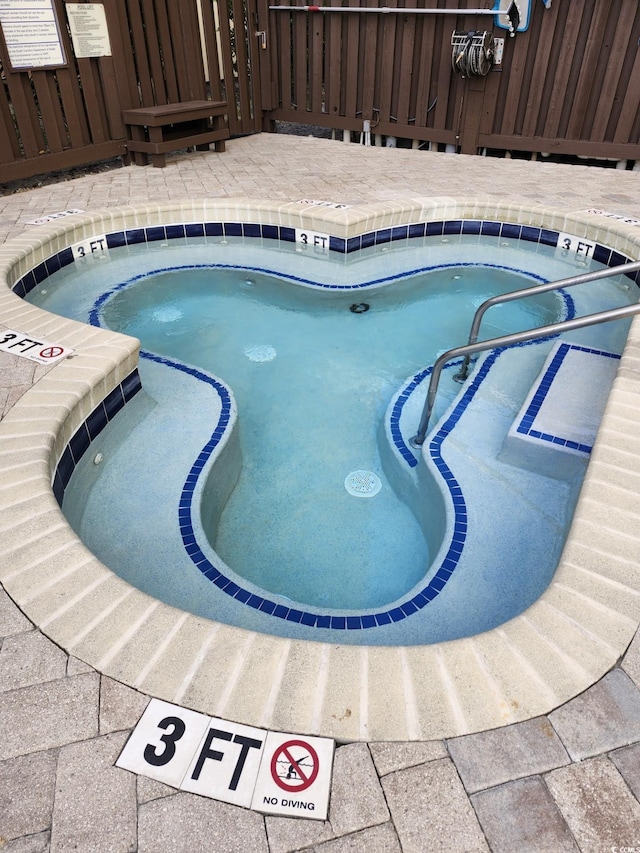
1 0 639 183
265 0 640 160
0 0 262 183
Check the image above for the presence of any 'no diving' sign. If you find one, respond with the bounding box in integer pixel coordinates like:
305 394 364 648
117 699 334 820
252 731 333 818
0 329 73 365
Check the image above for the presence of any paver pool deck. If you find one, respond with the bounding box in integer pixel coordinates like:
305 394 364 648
1 134 640 851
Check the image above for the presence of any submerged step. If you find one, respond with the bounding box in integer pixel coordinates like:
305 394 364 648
501 342 620 479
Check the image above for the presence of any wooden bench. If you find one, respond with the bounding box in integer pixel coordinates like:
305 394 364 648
122 100 229 168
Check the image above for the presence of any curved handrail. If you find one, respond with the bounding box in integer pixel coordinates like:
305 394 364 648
410 300 640 447
453 260 640 383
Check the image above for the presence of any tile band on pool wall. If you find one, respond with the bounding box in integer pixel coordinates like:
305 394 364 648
12 219 640 298
52 370 142 506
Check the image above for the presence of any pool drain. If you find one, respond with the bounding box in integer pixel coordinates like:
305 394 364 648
244 344 276 362
153 306 183 322
344 470 382 497
350 303 370 313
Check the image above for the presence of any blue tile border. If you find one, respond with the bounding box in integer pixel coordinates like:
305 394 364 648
52 369 142 507
12 218 640 298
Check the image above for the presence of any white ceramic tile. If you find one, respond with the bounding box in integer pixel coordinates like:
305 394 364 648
180 716 267 808
251 730 334 820
115 698 211 787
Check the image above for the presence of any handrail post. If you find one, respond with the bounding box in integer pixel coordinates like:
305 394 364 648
452 260 640 384
409 298 640 448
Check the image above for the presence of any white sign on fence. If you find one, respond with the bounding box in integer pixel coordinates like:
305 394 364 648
0 0 65 69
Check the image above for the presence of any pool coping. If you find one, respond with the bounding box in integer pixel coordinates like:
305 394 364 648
1 196 640 742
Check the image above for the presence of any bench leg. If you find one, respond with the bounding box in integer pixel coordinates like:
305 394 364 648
148 127 167 167
127 125 149 166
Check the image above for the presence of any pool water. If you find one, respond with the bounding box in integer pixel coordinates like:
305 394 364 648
101 265 560 609
28 234 635 641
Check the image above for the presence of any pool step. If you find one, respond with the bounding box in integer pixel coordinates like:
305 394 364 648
501 342 620 479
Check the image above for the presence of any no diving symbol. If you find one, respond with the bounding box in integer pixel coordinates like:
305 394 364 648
270 740 319 792
39 346 64 359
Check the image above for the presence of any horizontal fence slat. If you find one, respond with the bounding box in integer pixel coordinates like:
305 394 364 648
476 134 640 160
0 141 127 184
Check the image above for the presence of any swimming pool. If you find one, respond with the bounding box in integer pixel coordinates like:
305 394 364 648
3 198 640 740
22 230 633 645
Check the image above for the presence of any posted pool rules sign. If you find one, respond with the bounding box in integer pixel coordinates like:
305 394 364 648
117 699 334 819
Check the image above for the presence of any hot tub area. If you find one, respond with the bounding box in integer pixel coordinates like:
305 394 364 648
2 197 640 742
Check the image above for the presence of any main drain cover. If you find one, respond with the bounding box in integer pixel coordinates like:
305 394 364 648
244 344 276 362
344 470 382 498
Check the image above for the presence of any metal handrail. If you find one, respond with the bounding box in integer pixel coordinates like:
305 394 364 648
410 300 640 448
453 260 640 383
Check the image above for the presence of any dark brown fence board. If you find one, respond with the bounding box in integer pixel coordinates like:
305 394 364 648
519 6 554 138
395 2 417 127
309 11 324 114
4 74 45 159
162 0 188 101
376 4 397 127
293 12 308 111
125 0 156 105
539 3 580 139
77 59 108 144
248 0 267 130
360 14 379 122
139 0 171 103
55 68 91 148
235 0 257 128
419 17 439 130
411 17 432 130
591 3 638 142
613 48 640 144
169 0 207 101
105 1 142 112
99 60 127 139
433 9 454 135
344 10 360 119
0 80 21 162
30 73 64 153
274 8 292 110
584 9 620 141
200 0 226 104
566 1 612 140
325 4 344 120
216 0 239 122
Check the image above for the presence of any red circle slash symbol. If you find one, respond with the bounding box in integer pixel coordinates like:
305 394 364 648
39 346 64 359
270 740 320 792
